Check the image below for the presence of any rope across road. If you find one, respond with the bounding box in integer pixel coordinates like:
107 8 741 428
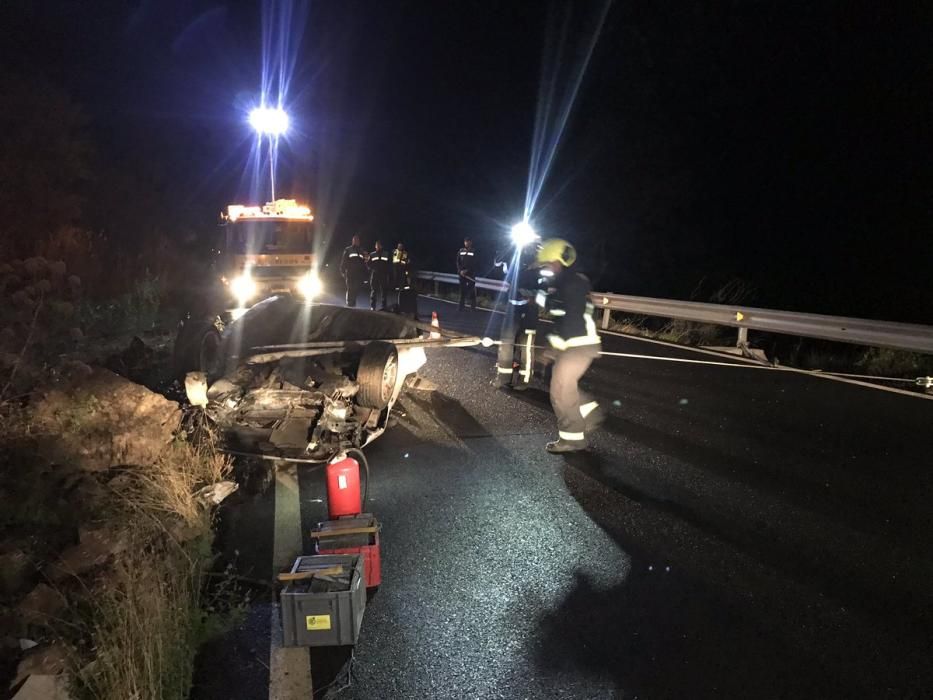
479 337 933 390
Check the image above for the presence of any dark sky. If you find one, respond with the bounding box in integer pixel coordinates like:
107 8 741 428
2 1 932 320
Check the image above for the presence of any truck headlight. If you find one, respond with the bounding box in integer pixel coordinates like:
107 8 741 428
297 271 322 299
230 274 257 305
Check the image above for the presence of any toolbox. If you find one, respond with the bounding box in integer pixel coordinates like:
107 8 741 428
279 554 365 647
312 513 382 589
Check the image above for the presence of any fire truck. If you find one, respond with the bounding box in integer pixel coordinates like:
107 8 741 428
219 198 320 308
173 198 321 375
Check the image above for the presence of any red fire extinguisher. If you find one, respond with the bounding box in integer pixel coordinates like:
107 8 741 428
326 452 362 519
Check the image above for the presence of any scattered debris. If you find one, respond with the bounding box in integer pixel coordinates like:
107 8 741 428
195 480 239 506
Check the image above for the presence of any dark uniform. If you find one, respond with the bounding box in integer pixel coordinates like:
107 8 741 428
340 243 368 307
368 247 392 311
542 267 601 447
457 245 477 311
496 260 540 389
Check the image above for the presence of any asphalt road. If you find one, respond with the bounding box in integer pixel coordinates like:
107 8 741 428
193 295 933 699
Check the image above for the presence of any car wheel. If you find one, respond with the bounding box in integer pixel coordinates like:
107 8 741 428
173 317 222 378
356 341 399 409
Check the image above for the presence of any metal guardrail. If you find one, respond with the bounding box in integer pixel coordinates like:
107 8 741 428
417 270 509 293
416 271 933 355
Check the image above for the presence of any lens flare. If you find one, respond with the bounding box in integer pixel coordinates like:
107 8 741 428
249 106 290 135
511 221 538 247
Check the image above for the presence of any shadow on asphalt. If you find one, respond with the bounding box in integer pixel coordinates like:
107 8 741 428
537 452 928 699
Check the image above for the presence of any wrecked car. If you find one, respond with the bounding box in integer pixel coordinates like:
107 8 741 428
176 295 476 462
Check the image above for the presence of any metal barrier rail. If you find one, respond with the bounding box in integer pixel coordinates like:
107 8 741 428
417 270 509 293
416 271 933 354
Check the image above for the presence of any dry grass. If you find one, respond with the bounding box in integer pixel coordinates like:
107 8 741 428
116 436 230 529
64 420 234 700
72 536 205 700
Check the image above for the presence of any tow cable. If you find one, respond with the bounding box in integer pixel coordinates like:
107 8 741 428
479 337 933 391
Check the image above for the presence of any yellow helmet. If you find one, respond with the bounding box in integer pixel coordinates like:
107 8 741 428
536 238 576 267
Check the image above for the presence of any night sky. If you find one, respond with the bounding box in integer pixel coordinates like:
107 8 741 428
2 1 931 320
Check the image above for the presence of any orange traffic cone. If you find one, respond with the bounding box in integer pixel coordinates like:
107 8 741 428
430 311 441 339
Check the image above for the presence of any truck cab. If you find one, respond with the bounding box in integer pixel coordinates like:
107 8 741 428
220 199 321 310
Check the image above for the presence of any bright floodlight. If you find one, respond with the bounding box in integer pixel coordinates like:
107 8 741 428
249 106 289 136
511 220 538 247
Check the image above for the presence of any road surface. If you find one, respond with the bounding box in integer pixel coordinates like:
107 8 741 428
193 295 933 699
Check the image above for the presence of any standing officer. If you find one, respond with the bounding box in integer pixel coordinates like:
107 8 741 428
368 239 392 311
393 242 418 319
457 237 477 311
535 238 601 453
340 234 369 307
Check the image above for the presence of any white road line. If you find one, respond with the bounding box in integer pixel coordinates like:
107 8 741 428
269 464 313 699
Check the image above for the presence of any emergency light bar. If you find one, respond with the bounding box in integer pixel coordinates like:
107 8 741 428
226 199 314 222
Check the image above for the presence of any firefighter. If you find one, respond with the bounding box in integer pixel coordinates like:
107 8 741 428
368 239 392 311
536 238 601 453
457 237 477 311
496 248 540 390
340 234 369 307
393 242 418 319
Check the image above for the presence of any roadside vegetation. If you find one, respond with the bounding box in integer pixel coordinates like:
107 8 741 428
0 254 244 698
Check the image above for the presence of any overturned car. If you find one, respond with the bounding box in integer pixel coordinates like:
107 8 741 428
176 296 476 462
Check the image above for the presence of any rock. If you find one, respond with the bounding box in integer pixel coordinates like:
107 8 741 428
11 674 72 700
30 368 182 471
11 642 69 692
46 527 129 582
66 276 81 293
67 327 83 342
0 549 35 597
48 260 67 278
35 279 53 296
16 584 66 626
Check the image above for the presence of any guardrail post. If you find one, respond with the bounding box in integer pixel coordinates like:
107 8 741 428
433 280 439 296
736 326 748 348
601 306 611 330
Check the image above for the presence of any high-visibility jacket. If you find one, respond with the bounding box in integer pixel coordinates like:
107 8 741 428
393 249 411 288
368 249 392 280
457 247 476 276
341 245 368 279
542 269 600 350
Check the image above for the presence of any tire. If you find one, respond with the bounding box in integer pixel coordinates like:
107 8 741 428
356 341 399 409
173 318 222 378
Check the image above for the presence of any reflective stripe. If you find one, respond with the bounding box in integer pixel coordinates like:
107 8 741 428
509 299 528 306
547 334 567 350
348 253 362 258
580 401 599 418
535 292 547 307
519 331 533 380
549 309 566 316
497 366 514 374
562 335 601 348
559 431 585 441
525 329 536 335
